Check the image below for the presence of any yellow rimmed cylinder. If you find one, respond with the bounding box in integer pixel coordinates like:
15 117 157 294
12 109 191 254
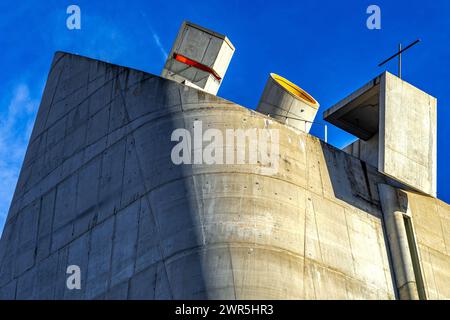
257 73 319 133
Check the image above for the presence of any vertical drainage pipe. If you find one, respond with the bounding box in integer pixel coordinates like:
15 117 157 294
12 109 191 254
378 184 420 300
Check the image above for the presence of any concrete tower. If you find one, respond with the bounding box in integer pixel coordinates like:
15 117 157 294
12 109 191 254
0 22 449 300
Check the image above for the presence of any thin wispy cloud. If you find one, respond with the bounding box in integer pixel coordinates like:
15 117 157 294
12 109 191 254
152 31 168 61
0 83 39 233
140 11 168 61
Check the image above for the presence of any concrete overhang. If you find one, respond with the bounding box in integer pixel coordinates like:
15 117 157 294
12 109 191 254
323 71 437 197
323 74 382 141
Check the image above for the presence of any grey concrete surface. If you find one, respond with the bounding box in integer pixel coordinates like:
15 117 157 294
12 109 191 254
378 184 420 300
0 52 448 300
161 21 235 95
256 73 319 133
324 72 437 197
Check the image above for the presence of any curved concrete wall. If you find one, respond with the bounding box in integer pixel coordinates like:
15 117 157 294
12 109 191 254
0 52 428 299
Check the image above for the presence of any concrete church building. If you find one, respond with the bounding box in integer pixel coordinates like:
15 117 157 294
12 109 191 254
0 21 449 300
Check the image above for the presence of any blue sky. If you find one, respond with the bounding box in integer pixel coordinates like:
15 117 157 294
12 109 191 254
0 0 449 233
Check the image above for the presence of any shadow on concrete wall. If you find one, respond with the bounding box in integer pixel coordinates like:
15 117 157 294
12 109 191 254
319 140 400 298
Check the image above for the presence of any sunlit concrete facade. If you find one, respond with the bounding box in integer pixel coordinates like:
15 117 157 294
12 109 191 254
0 52 449 299
325 72 437 197
161 21 235 95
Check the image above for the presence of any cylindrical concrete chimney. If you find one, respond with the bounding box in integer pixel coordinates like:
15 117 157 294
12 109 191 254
256 73 319 133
